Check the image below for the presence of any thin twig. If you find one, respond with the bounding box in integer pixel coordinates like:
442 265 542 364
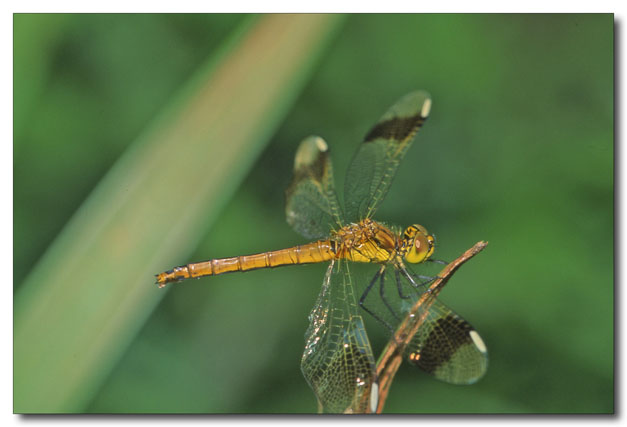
370 240 488 414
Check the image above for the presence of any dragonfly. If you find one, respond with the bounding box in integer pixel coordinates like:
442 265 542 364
156 91 487 413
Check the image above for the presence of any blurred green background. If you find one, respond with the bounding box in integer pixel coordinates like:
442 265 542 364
14 14 613 413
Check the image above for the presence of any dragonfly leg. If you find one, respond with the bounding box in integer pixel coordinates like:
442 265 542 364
399 266 433 289
427 258 448 265
407 270 440 289
394 268 411 299
401 267 442 296
416 274 436 285
359 266 394 332
378 269 400 322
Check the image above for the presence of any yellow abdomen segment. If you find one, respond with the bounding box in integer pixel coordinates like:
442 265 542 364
156 240 335 287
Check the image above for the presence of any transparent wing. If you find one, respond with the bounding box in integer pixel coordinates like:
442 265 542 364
286 136 343 239
301 260 378 413
343 91 431 222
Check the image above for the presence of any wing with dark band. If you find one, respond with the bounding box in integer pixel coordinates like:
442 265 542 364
344 91 431 222
405 298 488 385
286 136 343 239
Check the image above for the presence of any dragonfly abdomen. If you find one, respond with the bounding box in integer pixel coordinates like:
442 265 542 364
156 240 336 287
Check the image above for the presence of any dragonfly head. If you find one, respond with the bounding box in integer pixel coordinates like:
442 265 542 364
402 224 435 264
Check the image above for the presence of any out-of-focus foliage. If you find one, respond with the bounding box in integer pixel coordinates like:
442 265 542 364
13 13 343 413
14 14 612 413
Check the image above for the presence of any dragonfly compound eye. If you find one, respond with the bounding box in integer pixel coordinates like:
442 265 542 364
404 224 434 264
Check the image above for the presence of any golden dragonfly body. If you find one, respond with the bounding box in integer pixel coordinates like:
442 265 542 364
156 219 433 286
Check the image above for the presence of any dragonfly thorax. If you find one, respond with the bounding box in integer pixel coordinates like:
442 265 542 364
333 219 398 263
401 224 435 264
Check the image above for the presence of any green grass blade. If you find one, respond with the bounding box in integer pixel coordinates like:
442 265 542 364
14 14 344 413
